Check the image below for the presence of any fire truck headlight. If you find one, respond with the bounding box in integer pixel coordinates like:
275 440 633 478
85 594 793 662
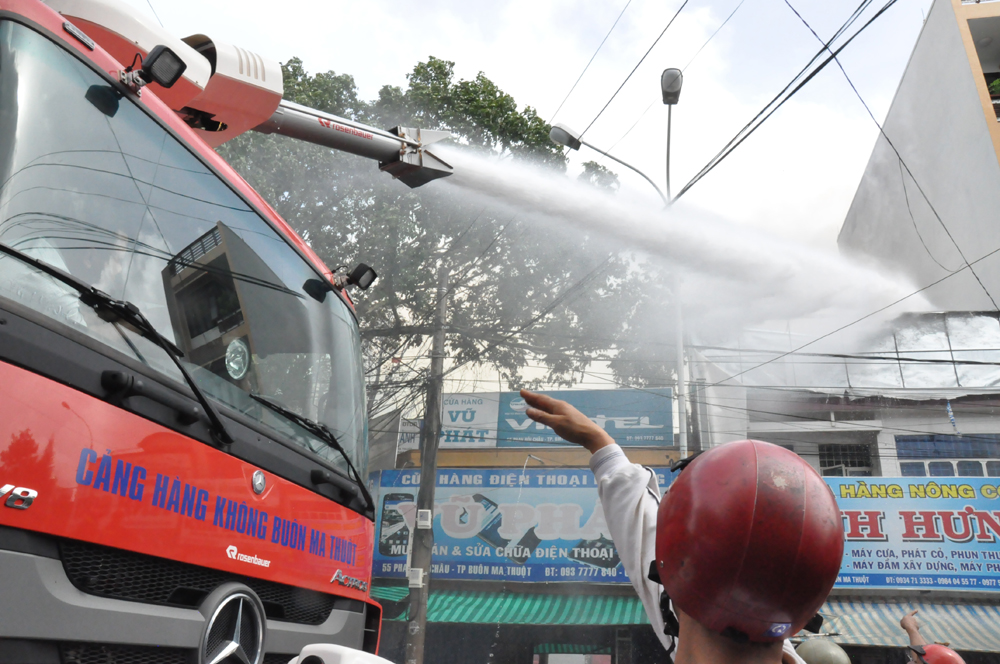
225 338 251 381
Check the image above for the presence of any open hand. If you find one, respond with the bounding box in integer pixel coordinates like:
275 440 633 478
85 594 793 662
520 389 614 453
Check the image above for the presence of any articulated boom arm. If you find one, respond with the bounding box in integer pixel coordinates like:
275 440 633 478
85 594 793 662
254 100 453 188
44 0 454 188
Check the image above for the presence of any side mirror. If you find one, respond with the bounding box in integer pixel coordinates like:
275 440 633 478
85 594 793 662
85 84 120 117
303 279 331 303
347 264 377 290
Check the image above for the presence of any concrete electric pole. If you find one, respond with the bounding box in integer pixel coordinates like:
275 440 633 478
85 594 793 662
403 264 449 664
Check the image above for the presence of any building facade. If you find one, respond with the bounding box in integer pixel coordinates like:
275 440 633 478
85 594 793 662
839 0 1000 310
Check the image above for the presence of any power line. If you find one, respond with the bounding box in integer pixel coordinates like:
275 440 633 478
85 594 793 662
898 159 954 273
551 0 634 122
780 0 998 310
673 0 895 200
684 243 1000 403
579 0 691 139
571 367 1000 447
603 0 745 164
145 0 164 27
682 0 747 72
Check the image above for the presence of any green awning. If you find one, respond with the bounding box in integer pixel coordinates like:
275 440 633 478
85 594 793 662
382 589 650 626
803 600 1000 652
370 585 410 603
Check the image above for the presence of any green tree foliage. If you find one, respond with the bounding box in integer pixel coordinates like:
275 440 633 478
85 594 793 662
578 161 620 192
218 57 653 416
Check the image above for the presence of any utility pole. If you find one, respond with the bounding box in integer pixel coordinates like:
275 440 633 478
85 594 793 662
674 283 688 459
404 263 448 664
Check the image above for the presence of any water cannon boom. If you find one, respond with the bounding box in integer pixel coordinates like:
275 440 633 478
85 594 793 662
254 100 453 188
42 0 453 188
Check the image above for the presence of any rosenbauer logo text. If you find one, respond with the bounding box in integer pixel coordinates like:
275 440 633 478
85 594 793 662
227 545 271 568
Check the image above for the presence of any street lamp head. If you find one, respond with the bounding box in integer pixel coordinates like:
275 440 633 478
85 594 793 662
661 68 683 105
549 123 582 151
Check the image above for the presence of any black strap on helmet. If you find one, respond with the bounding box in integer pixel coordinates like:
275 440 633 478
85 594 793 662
669 450 703 473
908 645 928 663
650 453 704 655
803 613 825 633
648 560 680 655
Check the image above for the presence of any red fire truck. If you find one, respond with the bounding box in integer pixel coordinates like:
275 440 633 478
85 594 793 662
0 0 450 662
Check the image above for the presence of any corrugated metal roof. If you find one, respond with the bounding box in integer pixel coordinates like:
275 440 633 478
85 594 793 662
382 590 650 625
814 600 1000 652
696 312 1000 398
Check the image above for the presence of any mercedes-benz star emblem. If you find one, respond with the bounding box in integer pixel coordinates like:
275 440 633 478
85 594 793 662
252 470 265 495
203 592 264 664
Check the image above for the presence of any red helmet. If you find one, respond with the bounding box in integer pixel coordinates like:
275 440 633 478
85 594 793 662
655 440 844 643
910 645 966 664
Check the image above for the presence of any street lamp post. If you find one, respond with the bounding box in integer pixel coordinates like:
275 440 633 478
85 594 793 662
660 68 688 458
661 68 683 201
549 124 668 207
549 72 692 458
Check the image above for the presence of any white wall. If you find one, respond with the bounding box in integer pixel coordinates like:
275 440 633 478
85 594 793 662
839 0 1000 309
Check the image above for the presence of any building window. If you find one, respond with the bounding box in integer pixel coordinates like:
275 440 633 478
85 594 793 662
928 462 955 477
957 460 985 477
897 459 993 476
820 444 872 476
895 434 1000 459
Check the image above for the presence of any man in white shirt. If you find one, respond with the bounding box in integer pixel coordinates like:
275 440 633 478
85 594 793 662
520 389 843 664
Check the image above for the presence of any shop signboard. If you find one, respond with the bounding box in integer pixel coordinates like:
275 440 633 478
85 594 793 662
440 392 500 448
831 477 1000 592
373 467 674 583
396 418 421 454
373 472 1000 591
495 389 673 447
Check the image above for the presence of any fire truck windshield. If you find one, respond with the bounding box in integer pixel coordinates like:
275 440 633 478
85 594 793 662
0 21 368 478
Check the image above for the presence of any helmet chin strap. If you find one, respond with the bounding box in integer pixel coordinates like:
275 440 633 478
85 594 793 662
909 645 928 663
647 561 679 655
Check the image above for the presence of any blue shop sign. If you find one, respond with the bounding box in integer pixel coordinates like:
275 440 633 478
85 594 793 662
496 389 673 448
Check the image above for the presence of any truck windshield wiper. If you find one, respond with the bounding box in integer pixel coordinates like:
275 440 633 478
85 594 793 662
0 241 235 446
249 393 374 514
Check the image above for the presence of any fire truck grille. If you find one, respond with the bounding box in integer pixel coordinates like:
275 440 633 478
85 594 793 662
59 643 194 664
60 540 340 625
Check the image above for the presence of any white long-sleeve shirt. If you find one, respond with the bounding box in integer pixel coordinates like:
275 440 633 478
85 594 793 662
590 444 805 664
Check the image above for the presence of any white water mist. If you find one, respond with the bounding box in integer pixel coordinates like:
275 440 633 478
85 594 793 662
437 145 931 351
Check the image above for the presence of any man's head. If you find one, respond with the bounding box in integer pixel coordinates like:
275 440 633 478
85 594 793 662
909 645 966 664
656 440 844 644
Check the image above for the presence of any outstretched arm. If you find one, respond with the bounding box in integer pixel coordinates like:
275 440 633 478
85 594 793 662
520 389 614 453
901 610 929 654
522 390 671 651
